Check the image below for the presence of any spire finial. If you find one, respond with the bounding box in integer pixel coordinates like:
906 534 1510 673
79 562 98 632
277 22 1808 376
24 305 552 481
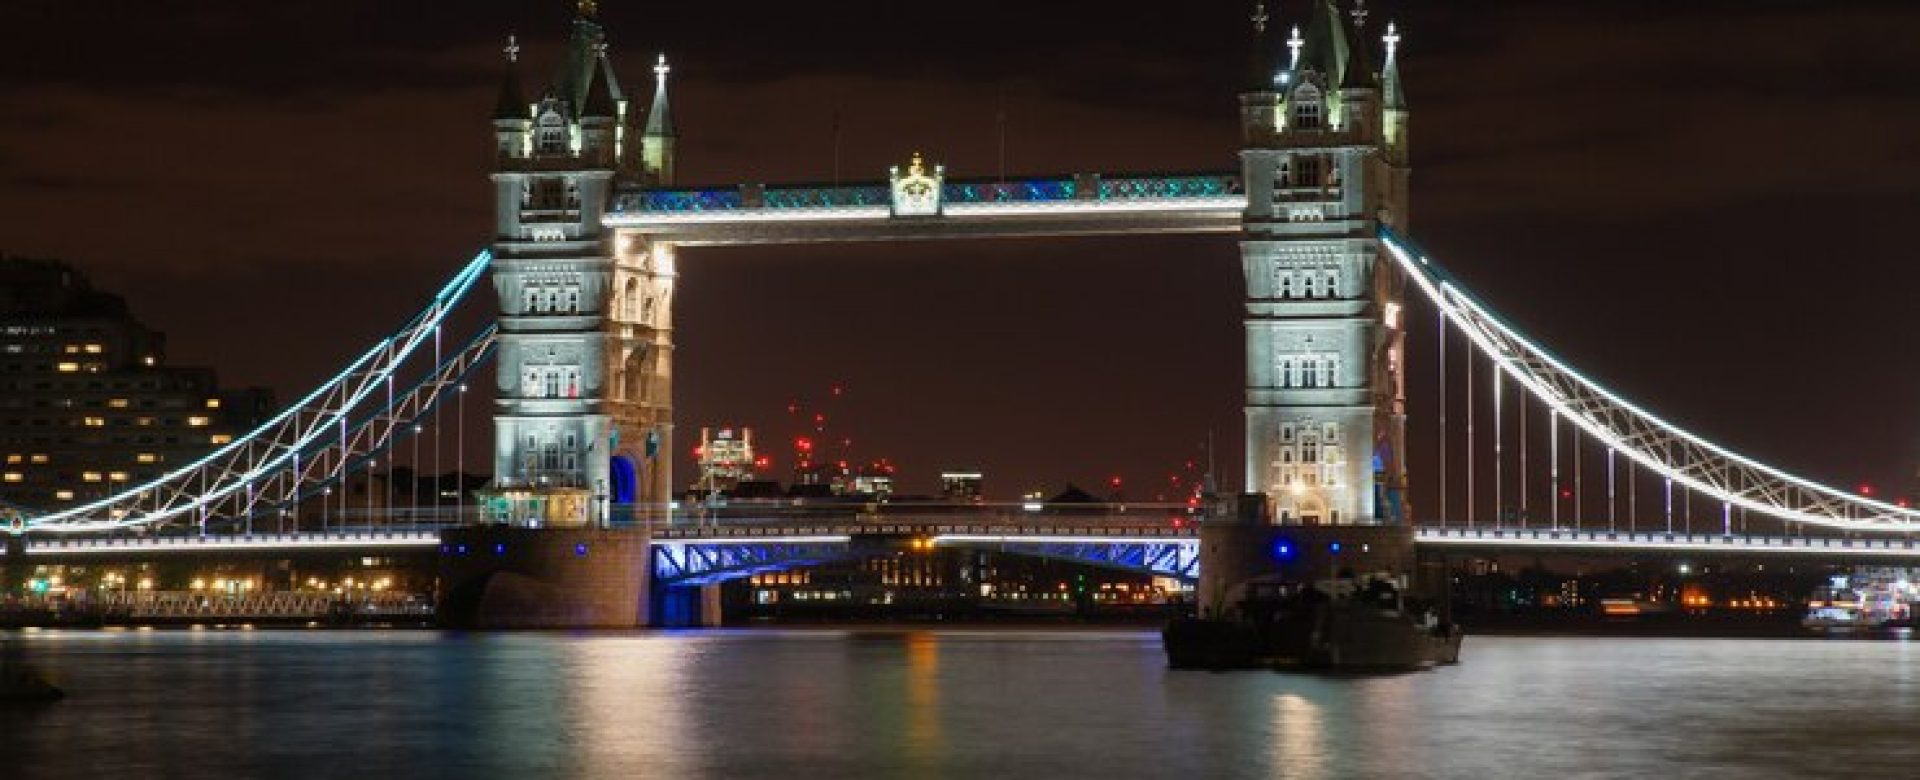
1286 25 1304 69
654 53 670 81
1350 0 1370 31
1382 21 1401 58
1251 1 1269 34
504 34 520 63
578 0 599 18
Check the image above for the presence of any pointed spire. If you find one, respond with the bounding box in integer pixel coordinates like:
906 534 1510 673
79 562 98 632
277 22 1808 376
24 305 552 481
1382 21 1407 109
645 53 675 138
581 41 618 119
1294 0 1351 86
494 35 527 121
578 0 599 19
553 5 609 115
1245 1 1278 92
1342 0 1377 89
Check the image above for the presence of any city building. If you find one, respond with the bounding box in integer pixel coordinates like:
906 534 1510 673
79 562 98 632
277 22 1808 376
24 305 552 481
940 470 984 503
0 256 273 509
850 460 897 500
1239 1 1410 523
481 2 677 525
691 427 757 494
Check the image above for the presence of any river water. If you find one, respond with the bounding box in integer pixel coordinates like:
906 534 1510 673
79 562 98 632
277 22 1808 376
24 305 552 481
2 629 1915 778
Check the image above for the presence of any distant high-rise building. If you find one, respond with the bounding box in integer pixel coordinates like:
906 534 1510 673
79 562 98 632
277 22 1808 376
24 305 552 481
692 427 756 495
940 470 983 503
0 256 273 509
852 460 897 500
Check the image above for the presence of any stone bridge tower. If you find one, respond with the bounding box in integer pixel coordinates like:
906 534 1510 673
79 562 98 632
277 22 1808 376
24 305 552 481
1239 0 1410 524
483 3 676 526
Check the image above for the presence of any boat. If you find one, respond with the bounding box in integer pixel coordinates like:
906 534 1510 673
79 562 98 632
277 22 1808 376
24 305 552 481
1802 574 1911 632
1164 573 1462 672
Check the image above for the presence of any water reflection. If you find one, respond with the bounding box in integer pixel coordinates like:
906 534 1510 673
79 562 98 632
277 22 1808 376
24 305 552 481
1270 693 1326 779
5 631 1920 778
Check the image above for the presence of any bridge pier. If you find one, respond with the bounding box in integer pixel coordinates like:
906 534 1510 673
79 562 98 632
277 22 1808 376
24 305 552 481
436 527 650 629
1199 495 1419 619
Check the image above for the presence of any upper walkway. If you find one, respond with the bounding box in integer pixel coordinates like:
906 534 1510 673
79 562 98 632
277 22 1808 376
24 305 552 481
604 172 1248 244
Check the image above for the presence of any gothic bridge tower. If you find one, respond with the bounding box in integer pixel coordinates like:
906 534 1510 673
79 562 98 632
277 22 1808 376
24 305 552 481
1239 0 1410 524
483 1 677 526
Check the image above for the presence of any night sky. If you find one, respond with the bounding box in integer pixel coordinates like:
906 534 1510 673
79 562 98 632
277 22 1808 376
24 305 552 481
2 1 1916 504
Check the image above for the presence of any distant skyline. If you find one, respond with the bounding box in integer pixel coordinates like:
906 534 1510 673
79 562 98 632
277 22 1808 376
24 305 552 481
2 1 1916 500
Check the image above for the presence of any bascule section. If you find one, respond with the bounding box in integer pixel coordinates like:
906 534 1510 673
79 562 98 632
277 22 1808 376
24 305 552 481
1238 0 1410 525
480 3 677 528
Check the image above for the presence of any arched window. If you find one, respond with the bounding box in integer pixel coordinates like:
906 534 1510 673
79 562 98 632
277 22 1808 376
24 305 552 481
562 288 579 314
1279 273 1295 299
1321 270 1339 298
536 109 569 155
1302 359 1319 389
623 279 641 321
544 370 561 399
522 287 538 314
642 296 656 324
1290 85 1323 131
564 368 579 399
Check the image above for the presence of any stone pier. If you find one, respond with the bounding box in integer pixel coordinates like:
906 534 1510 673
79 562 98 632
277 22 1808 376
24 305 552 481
436 527 650 629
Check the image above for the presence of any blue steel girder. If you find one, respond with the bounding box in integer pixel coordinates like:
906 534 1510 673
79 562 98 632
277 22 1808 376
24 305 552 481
652 540 854 587
939 538 1200 582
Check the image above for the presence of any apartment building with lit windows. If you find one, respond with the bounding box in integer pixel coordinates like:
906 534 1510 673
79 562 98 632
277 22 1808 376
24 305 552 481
0 256 272 509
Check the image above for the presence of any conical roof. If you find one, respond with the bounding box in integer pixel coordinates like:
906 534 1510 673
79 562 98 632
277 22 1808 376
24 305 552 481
581 60 618 119
1294 0 1350 85
494 54 527 121
645 54 675 137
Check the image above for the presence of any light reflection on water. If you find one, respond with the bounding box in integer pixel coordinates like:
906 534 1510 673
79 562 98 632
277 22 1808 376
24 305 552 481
3 630 1918 778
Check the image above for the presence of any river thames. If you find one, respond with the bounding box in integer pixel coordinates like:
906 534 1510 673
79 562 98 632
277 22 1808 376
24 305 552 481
2 629 1915 778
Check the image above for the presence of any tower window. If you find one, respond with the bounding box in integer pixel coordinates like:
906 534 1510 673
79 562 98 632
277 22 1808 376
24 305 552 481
1290 85 1324 131
1290 156 1324 188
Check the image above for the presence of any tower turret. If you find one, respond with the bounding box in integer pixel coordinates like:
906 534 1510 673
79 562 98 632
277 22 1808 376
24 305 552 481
579 42 620 166
1239 2 1282 145
494 36 530 162
1338 2 1380 140
1381 21 1410 155
641 54 677 186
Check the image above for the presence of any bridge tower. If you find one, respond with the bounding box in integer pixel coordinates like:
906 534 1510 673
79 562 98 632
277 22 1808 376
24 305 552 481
1238 0 1410 524
482 2 677 526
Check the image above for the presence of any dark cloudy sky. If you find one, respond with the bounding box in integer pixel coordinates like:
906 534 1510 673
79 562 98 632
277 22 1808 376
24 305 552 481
2 1 1916 506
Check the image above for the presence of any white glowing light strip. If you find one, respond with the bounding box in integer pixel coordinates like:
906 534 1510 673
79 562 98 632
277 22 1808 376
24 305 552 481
26 252 493 533
650 535 853 546
1381 233 1920 530
604 197 1247 227
25 533 442 556
606 207 890 225
933 534 1199 546
944 197 1245 218
1414 529 1920 558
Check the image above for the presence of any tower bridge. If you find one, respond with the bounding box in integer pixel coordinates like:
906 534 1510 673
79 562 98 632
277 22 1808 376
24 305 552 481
8 0 1918 628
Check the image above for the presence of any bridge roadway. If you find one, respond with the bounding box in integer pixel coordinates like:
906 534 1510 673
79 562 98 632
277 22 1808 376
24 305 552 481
16 519 1920 568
